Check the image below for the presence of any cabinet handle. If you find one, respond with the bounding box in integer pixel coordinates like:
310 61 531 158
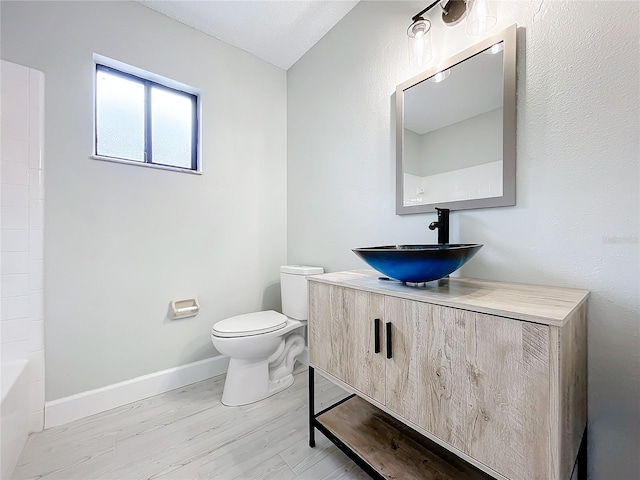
386 322 392 359
374 318 381 354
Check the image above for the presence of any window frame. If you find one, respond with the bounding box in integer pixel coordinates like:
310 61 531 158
92 55 201 174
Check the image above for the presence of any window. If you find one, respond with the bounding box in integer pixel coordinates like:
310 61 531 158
94 61 199 172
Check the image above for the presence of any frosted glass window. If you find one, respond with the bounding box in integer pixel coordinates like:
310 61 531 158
151 86 194 169
96 69 145 162
94 63 199 171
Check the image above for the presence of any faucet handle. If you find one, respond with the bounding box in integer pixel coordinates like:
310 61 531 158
432 207 450 244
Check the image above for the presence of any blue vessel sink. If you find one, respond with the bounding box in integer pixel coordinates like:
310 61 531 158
352 244 483 284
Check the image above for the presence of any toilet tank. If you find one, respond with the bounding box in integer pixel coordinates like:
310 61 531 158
280 265 324 320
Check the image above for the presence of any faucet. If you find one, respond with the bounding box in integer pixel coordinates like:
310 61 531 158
428 207 450 244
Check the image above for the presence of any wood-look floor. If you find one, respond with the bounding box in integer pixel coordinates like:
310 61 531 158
11 365 369 480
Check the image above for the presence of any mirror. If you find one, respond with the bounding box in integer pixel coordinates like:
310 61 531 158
396 24 517 214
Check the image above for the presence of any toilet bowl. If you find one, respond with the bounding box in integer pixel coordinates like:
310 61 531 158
211 265 323 406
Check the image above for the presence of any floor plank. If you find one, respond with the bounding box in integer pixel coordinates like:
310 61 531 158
289 449 370 480
231 454 295 480
281 431 337 475
11 365 358 480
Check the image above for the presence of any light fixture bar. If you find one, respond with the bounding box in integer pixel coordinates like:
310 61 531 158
411 0 441 23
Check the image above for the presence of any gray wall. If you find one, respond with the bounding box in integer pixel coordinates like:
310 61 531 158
1 1 287 400
287 1 639 479
403 128 423 176
418 108 502 176
404 108 502 177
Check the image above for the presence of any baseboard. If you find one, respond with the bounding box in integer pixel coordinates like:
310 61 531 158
44 355 229 428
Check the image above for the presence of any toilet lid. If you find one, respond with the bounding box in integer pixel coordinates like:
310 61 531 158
212 310 287 338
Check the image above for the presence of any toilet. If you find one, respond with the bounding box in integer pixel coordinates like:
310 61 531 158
211 265 324 406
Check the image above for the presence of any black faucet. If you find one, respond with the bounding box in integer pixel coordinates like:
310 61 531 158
428 207 450 244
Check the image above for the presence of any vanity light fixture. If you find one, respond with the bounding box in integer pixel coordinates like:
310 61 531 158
407 0 498 66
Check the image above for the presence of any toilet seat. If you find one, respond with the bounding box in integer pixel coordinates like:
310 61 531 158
212 310 287 338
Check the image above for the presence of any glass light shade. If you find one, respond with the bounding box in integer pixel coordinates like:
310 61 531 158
429 69 451 83
407 17 432 67
466 0 497 36
483 42 504 54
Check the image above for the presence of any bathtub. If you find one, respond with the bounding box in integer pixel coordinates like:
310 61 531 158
1 360 30 480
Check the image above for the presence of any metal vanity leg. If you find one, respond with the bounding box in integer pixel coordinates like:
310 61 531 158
309 366 316 448
577 426 587 480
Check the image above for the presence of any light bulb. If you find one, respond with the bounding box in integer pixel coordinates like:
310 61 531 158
407 17 433 67
414 30 425 60
486 42 504 54
429 69 451 83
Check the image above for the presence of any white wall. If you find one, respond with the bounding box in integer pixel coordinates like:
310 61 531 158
1 60 45 432
404 160 502 206
287 2 639 479
404 109 502 177
403 128 422 175
1 1 287 401
417 108 502 176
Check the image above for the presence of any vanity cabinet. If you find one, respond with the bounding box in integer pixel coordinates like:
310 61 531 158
308 283 385 403
308 271 588 480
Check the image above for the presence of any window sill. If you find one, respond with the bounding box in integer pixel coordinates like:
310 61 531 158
91 155 202 175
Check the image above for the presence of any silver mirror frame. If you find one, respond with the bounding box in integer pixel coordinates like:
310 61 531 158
396 24 517 214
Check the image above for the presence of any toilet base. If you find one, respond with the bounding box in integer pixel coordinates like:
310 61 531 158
220 331 304 407
221 360 296 407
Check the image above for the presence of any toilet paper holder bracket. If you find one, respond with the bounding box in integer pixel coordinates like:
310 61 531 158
170 298 200 319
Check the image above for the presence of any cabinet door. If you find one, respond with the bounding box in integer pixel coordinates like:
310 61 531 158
386 297 552 480
384 295 420 421
308 283 385 403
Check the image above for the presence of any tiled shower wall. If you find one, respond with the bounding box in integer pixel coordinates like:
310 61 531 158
1 59 45 432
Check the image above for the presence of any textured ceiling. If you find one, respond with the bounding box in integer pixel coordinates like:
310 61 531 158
137 1 360 70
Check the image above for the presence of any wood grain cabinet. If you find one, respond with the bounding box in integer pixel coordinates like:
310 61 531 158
308 271 589 480
308 282 386 403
